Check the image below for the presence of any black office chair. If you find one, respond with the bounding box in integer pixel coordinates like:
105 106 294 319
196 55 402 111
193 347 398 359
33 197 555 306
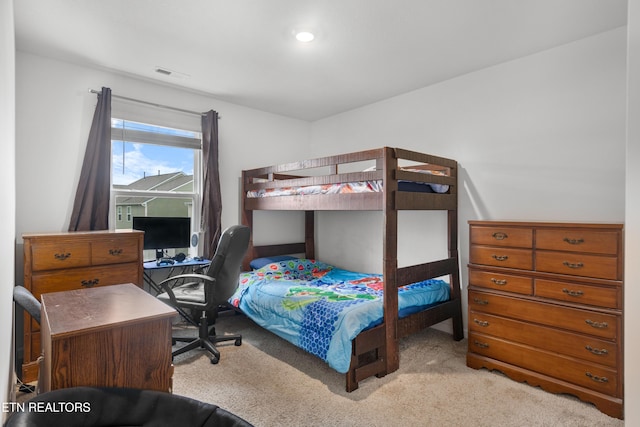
156 225 250 364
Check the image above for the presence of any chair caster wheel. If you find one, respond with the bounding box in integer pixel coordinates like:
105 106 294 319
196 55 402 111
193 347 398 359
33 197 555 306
210 357 219 364
234 338 242 346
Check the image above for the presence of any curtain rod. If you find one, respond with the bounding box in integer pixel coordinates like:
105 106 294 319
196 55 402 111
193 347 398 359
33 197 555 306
89 89 220 118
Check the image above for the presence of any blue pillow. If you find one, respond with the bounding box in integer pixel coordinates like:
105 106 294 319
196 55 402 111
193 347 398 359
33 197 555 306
249 256 297 270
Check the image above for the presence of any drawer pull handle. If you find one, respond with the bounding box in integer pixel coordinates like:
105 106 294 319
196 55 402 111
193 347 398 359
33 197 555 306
54 252 71 261
585 372 609 383
585 319 608 329
492 255 509 261
563 237 585 245
473 319 490 327
490 278 507 285
563 261 584 269
492 232 508 240
473 298 489 305
109 248 123 256
585 345 609 356
473 340 489 349
562 288 584 297
81 279 100 288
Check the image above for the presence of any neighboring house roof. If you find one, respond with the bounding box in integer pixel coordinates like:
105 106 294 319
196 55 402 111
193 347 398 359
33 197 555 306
115 172 193 206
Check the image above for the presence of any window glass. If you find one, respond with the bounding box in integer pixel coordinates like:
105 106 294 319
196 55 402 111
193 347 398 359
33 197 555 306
111 119 202 260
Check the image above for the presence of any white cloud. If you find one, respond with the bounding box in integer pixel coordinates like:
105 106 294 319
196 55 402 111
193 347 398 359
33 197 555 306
112 143 183 185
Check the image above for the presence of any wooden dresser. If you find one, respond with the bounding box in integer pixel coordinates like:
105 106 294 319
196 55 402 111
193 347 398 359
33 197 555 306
466 221 624 419
22 230 144 382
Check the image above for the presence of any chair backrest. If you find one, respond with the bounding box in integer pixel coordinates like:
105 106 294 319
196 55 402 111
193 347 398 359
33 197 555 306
206 225 250 304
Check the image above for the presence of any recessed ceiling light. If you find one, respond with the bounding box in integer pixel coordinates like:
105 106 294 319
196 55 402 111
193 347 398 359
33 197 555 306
295 31 315 43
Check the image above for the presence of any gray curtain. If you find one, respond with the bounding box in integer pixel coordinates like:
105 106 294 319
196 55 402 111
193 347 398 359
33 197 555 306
68 87 112 231
201 110 222 259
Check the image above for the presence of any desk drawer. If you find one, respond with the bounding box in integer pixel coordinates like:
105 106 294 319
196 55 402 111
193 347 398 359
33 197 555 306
469 246 533 270
536 251 619 280
470 226 532 248
468 290 619 339
92 238 140 265
31 242 91 271
468 332 618 396
469 311 617 368
468 269 533 295
31 263 141 299
536 229 619 255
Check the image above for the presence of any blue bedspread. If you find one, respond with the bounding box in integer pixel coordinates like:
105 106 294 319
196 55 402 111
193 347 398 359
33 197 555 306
229 259 450 373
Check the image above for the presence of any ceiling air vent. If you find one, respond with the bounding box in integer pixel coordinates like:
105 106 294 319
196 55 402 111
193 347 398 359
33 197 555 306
155 67 172 76
154 67 190 79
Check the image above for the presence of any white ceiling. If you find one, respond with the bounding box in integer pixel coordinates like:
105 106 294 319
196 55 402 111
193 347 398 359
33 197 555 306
14 0 627 121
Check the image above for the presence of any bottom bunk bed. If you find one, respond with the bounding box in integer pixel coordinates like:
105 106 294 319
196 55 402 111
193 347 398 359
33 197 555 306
232 253 464 391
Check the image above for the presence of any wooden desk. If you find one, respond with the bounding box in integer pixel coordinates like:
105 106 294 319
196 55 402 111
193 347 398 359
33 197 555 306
40 283 176 392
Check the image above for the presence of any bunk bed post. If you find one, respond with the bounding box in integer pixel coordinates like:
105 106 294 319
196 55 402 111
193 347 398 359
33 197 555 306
447 161 464 340
448 208 464 340
305 211 315 259
383 147 400 374
241 170 254 271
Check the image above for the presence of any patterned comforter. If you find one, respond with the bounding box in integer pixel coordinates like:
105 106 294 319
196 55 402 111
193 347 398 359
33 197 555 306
230 259 450 373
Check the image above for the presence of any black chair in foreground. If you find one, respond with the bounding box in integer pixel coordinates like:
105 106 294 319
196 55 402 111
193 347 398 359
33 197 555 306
4 386 254 427
156 225 250 364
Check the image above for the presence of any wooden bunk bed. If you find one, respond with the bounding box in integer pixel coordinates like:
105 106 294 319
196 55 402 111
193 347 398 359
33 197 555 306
240 146 464 391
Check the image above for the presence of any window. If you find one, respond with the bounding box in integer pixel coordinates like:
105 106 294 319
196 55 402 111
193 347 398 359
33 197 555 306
110 118 202 259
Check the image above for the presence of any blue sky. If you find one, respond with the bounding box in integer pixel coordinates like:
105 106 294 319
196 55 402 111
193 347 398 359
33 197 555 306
111 119 197 186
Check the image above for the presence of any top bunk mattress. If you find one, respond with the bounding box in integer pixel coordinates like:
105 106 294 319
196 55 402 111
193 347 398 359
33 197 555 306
246 168 449 198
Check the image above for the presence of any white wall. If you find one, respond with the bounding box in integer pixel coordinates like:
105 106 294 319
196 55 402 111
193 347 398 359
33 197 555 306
1 0 16 420
9 12 635 422
14 52 311 255
625 1 639 424
311 28 627 336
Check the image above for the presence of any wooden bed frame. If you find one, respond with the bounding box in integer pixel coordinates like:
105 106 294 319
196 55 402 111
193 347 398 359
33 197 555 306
241 146 464 391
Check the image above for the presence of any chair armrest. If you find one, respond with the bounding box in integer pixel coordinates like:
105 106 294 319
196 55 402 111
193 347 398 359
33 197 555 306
156 274 217 306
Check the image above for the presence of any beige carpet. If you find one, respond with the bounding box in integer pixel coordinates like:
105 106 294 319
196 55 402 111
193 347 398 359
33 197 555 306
171 314 624 427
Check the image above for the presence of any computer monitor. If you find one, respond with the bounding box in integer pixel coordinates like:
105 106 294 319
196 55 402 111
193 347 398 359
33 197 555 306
132 216 191 260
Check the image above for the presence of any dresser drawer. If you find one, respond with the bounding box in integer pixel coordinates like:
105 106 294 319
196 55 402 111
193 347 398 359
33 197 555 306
31 263 141 299
468 332 618 396
536 251 619 280
536 229 619 255
468 269 533 295
469 246 533 270
469 311 617 368
92 238 141 265
535 279 620 309
30 242 91 271
468 290 619 339
470 226 533 248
